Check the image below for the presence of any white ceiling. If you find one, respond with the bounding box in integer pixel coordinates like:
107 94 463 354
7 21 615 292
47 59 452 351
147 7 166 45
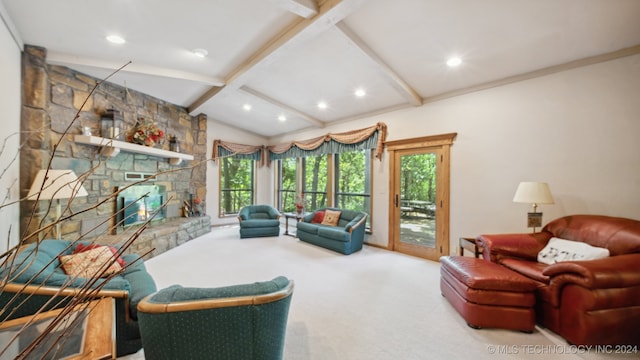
4 0 640 138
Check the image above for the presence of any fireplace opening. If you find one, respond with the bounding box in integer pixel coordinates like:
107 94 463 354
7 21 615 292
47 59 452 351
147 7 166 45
117 184 166 227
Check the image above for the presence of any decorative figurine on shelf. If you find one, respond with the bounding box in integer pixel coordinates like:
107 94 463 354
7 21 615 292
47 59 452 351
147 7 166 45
129 117 164 147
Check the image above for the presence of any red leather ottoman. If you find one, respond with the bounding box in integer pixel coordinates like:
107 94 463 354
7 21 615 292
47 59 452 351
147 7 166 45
440 256 538 332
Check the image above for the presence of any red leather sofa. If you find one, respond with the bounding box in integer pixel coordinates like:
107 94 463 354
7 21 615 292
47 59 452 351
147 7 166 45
477 214 640 346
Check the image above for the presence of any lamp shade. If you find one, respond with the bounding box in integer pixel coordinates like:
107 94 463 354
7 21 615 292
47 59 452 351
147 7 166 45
27 169 88 200
513 182 554 204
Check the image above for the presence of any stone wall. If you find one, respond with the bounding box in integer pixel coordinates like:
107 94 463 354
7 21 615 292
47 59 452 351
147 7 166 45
20 45 209 253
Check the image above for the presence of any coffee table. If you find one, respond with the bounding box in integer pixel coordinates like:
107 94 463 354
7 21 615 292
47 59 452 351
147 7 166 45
0 297 115 360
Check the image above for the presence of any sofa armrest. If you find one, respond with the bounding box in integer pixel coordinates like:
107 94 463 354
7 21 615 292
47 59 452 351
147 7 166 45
477 232 551 262
266 207 281 220
345 214 367 233
238 207 250 221
542 253 640 289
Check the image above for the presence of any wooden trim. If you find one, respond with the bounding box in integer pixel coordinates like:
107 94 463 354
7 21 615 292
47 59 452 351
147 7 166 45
137 280 294 314
387 135 455 260
1 282 128 299
385 133 457 150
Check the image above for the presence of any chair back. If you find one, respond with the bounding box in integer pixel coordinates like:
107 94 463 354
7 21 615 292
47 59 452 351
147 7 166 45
137 276 294 360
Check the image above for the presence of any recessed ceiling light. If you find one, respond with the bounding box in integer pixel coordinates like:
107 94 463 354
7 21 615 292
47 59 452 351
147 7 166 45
243 104 252 112
192 48 208 58
317 101 328 110
446 57 462 67
106 35 126 44
354 88 366 98
278 115 287 122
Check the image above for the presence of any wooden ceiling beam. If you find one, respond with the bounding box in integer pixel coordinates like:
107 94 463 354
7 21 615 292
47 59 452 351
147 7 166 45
47 52 225 86
335 22 423 107
188 0 366 115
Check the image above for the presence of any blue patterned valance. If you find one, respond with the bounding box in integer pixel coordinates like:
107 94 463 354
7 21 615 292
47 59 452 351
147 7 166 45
267 122 387 164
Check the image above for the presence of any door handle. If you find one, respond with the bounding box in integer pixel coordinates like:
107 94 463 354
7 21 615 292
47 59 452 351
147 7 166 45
395 194 399 207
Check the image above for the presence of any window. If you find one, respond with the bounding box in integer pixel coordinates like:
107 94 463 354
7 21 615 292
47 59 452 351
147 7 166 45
275 151 374 227
219 157 255 215
302 155 328 211
277 158 297 212
335 150 372 227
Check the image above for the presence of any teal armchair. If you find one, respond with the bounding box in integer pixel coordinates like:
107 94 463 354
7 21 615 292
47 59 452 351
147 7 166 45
137 276 294 360
238 205 281 238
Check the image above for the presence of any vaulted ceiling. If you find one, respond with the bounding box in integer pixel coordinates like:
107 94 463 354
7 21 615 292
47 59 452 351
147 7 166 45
4 0 640 138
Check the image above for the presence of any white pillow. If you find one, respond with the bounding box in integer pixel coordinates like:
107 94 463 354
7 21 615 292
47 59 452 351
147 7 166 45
537 237 610 265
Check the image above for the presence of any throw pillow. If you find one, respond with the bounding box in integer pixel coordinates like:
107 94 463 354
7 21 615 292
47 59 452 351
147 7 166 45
537 237 610 265
60 247 122 278
74 243 126 266
321 209 341 227
311 210 326 224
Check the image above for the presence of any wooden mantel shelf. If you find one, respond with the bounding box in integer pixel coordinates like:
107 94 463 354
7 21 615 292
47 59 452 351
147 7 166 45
74 135 194 165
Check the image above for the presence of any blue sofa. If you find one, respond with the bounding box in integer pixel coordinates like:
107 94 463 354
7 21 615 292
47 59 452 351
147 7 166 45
238 205 281 238
0 240 157 356
296 208 368 255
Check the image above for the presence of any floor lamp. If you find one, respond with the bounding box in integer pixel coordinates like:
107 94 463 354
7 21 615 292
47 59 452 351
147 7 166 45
27 169 88 240
513 182 554 232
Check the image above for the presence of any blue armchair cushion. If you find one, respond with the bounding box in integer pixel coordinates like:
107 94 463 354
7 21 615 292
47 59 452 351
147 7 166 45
239 219 281 228
147 276 290 304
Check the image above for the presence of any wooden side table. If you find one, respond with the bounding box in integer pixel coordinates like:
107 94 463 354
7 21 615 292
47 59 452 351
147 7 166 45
459 237 483 258
0 297 116 359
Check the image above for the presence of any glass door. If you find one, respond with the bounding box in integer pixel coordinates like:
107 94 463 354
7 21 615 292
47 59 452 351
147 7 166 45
386 133 455 261
393 150 440 259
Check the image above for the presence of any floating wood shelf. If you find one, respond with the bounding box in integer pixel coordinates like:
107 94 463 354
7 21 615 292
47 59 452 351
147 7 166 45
74 135 194 165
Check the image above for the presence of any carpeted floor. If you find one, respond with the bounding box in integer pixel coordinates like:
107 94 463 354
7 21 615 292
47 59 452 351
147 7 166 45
120 226 638 359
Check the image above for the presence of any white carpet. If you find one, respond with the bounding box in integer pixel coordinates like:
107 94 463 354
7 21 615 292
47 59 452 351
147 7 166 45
120 226 638 359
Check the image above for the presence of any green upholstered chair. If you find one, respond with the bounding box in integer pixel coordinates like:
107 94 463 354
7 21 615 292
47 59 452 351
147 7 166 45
237 205 281 238
137 276 294 360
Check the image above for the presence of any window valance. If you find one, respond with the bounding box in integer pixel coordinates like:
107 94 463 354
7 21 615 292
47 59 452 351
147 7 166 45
267 122 387 165
212 140 264 166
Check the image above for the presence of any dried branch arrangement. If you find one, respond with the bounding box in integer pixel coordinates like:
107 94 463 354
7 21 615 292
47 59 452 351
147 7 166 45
0 63 208 359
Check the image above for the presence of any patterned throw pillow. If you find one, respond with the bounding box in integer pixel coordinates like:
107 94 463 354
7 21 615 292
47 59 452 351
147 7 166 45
74 243 126 266
60 246 122 278
321 209 342 227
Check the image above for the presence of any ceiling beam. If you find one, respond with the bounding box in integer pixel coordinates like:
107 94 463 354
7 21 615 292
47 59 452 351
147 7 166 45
239 86 325 128
335 22 423 107
47 52 225 86
271 0 318 18
188 0 367 115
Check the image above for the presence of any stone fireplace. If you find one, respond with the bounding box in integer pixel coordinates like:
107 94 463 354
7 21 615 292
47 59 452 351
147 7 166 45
20 45 210 258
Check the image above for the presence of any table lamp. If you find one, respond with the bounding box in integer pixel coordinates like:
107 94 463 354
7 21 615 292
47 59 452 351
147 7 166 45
27 169 88 239
513 181 554 232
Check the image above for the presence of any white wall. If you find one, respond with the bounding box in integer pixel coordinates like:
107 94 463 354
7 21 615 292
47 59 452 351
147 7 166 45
0 4 22 251
266 54 640 251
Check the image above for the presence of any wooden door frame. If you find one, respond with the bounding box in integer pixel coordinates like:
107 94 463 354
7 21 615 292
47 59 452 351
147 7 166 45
386 133 457 260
